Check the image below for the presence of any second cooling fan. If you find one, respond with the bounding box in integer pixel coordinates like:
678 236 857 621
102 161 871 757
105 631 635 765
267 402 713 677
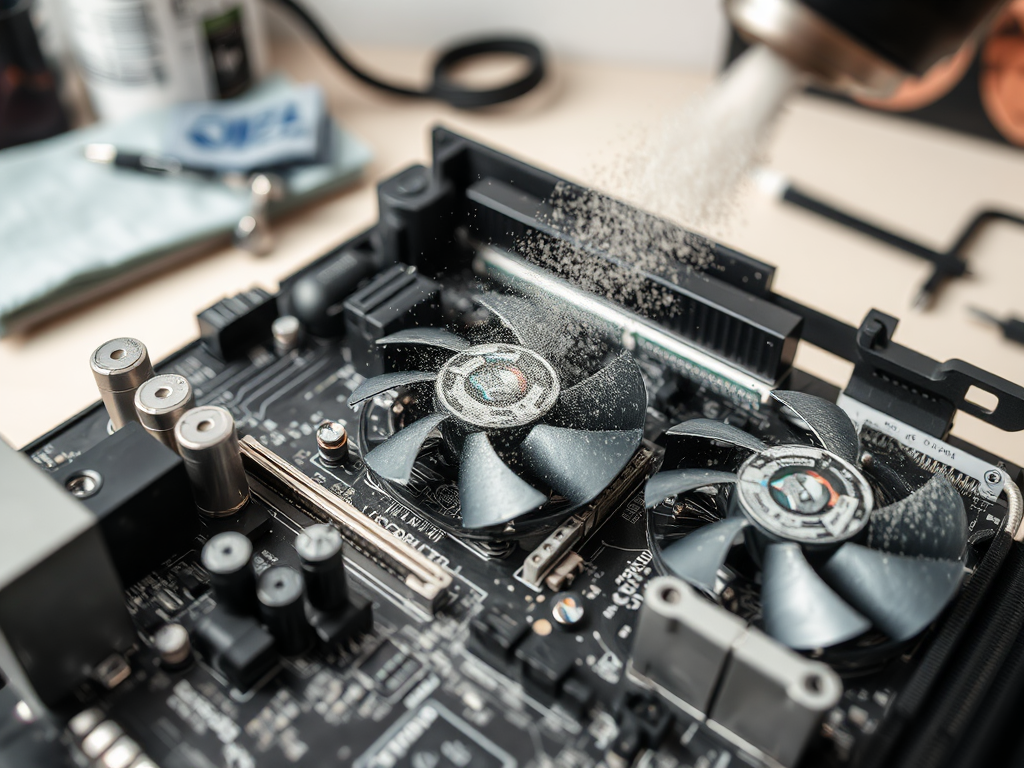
645 390 970 651
349 292 647 532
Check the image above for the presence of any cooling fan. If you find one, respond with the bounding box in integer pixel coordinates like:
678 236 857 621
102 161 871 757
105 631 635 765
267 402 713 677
644 390 969 651
348 293 646 531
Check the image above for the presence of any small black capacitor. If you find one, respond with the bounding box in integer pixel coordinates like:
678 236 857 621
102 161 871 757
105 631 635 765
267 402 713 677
201 532 256 615
257 567 313 656
295 524 348 612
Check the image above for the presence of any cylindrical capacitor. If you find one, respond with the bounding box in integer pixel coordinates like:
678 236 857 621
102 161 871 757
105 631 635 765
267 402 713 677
90 338 154 430
153 623 192 668
175 406 249 517
134 374 195 452
201 532 256 615
295 524 348 612
257 566 313 655
316 421 349 466
289 250 373 336
272 315 304 355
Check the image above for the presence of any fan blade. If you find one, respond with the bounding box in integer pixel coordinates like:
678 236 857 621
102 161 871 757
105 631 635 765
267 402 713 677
644 468 738 508
376 328 471 354
348 370 436 407
474 293 556 357
820 543 965 642
762 542 871 650
660 517 750 593
868 474 968 561
520 424 643 506
459 431 547 529
665 419 767 453
363 412 449 484
548 353 647 432
771 390 860 464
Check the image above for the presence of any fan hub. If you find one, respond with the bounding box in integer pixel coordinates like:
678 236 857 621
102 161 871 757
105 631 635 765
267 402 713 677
435 343 560 429
736 445 873 545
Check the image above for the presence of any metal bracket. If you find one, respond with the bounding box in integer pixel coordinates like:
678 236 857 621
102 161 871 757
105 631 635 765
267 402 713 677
853 309 1024 433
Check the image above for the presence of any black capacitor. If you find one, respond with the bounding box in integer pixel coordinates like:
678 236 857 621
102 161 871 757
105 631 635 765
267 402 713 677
295 524 348 612
201 532 256 615
289 249 373 337
257 567 313 656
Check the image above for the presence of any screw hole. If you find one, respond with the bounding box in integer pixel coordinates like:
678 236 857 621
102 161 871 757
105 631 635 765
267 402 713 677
155 387 172 399
661 587 682 604
197 419 215 433
109 348 126 360
65 470 102 499
805 674 823 694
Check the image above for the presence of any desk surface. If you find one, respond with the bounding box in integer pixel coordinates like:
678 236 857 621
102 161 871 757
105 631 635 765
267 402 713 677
2 30 1022 465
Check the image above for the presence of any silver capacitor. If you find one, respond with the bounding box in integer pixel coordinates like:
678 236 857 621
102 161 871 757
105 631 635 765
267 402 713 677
90 338 154 430
134 374 195 453
174 406 249 517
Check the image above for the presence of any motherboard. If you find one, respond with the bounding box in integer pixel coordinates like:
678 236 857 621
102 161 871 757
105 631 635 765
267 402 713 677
2 129 1023 768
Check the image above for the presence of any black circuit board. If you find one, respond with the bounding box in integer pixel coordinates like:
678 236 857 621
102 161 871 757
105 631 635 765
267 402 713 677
24 298 1011 768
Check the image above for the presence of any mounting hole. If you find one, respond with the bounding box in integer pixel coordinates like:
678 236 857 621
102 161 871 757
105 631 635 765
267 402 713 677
661 586 682 605
197 419 215 433
65 470 102 499
965 385 998 415
804 674 823 694
154 386 172 399
109 348 126 360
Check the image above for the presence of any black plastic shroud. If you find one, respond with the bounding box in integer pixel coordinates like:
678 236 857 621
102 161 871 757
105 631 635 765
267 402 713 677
286 127 1024 439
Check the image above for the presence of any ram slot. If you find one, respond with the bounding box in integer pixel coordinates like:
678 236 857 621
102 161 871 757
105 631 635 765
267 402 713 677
474 245 773 406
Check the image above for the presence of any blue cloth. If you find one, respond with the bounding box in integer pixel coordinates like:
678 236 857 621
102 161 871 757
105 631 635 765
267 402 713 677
164 82 328 172
0 77 371 336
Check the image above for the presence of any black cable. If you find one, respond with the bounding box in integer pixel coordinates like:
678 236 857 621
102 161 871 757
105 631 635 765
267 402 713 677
272 0 546 109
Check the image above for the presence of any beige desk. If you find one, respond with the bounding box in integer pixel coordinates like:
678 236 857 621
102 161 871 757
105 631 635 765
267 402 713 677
2 25 1022 465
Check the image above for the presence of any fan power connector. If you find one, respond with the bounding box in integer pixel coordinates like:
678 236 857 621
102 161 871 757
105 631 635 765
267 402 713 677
629 576 842 767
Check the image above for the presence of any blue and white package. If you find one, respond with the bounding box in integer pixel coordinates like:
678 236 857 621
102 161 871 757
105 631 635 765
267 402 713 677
164 82 328 172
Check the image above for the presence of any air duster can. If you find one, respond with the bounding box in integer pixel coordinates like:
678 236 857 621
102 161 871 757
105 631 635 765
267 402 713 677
62 0 268 121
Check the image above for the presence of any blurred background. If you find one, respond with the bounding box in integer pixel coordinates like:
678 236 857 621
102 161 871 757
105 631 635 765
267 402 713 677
1 0 1022 464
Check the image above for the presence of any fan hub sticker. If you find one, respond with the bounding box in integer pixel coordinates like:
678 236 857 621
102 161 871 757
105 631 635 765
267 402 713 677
737 445 873 545
436 343 560 429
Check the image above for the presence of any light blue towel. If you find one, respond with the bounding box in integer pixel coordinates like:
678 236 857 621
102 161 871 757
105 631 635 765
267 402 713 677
0 77 372 336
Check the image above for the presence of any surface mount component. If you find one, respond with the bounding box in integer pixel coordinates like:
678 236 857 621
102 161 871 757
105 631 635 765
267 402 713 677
175 406 250 518
193 607 277 691
90 337 154 430
240 436 452 615
0 441 134 711
631 576 842 767
134 373 195 452
50 422 198 584
645 390 968 650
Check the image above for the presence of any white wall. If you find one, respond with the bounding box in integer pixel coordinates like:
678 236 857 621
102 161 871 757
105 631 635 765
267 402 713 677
299 0 730 71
